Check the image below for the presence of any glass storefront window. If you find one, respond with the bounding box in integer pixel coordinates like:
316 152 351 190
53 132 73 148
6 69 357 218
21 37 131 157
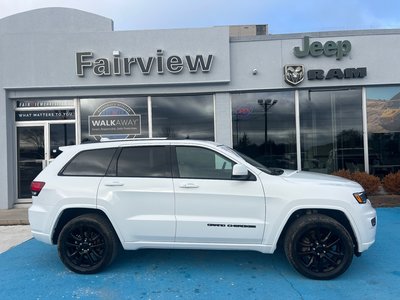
299 89 363 174
80 97 148 143
152 95 214 140
50 124 76 158
232 91 296 169
367 86 400 177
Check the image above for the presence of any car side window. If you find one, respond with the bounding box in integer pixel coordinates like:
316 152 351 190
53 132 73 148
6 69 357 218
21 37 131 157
117 146 171 177
60 148 117 176
175 146 233 179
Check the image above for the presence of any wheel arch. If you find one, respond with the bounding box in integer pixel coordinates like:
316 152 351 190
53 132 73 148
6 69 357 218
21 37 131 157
276 208 360 254
51 208 119 245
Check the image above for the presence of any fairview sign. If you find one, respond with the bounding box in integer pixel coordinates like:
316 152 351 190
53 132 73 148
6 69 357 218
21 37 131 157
76 50 214 77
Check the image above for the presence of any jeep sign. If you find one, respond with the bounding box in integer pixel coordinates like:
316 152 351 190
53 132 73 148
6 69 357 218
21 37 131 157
294 36 351 60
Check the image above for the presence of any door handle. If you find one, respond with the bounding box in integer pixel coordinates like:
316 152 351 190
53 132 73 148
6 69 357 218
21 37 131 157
105 182 124 187
180 183 199 188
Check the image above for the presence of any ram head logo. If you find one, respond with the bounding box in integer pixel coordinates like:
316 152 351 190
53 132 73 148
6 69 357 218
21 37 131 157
284 65 305 86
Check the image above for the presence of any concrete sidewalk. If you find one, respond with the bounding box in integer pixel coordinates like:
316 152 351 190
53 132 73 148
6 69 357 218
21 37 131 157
0 225 32 254
0 208 29 225
0 208 31 254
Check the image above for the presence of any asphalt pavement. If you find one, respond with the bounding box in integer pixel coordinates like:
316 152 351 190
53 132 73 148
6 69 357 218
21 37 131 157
0 208 399 300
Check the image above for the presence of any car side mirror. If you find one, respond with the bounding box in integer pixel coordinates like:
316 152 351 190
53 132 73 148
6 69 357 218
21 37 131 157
232 164 249 180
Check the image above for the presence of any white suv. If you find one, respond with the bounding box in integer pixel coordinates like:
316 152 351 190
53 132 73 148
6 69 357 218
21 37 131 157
29 140 377 279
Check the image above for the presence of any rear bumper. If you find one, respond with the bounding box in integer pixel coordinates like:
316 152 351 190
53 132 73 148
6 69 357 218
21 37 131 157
28 204 54 245
31 230 52 244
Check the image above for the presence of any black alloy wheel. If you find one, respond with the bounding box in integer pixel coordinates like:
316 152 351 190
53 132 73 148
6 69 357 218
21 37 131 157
58 214 118 274
284 214 354 280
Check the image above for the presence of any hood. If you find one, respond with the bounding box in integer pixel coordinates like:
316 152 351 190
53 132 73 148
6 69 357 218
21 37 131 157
280 170 362 189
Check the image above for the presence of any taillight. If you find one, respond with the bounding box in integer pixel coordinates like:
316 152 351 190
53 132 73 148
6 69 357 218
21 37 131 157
31 181 45 196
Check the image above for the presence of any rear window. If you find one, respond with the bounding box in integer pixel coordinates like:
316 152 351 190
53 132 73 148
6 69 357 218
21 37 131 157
60 148 116 176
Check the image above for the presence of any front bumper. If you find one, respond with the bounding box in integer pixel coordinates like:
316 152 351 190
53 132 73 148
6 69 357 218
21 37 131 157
355 201 377 253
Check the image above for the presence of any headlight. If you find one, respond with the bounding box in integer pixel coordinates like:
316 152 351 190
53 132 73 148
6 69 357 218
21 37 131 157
353 191 368 204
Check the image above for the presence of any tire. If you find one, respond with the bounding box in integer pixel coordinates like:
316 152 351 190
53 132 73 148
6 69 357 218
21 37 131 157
58 213 119 274
284 214 354 280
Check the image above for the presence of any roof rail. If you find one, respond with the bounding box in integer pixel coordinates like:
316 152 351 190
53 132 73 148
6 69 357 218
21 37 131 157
99 137 168 142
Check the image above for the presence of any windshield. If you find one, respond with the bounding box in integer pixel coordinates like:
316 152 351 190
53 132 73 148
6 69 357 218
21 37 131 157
219 145 284 175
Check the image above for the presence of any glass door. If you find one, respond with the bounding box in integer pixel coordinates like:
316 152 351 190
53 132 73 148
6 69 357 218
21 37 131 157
17 126 45 199
49 123 76 162
17 123 76 199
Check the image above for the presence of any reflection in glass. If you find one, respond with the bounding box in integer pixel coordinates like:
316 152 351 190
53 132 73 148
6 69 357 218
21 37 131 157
367 86 400 177
299 89 363 174
117 147 171 177
80 97 148 143
17 126 44 198
232 91 296 169
152 95 214 140
176 146 233 179
50 124 76 158
61 149 116 176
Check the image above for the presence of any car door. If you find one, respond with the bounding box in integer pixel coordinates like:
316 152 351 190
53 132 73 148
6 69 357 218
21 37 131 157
97 145 175 243
172 145 266 244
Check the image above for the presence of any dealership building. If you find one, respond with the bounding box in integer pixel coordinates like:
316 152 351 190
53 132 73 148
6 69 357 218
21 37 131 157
0 7 399 209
